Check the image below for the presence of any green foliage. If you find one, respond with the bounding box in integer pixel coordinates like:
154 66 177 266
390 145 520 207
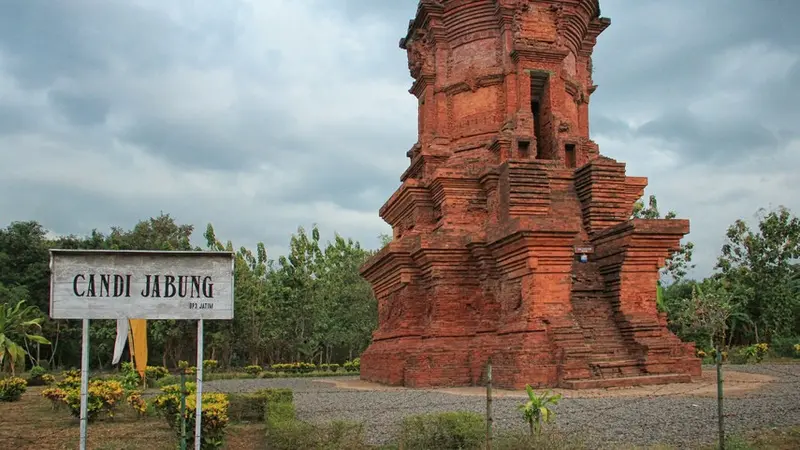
319 363 339 372
271 362 317 373
0 299 51 374
631 194 695 283
265 420 369 450
26 365 55 386
1 214 377 372
671 280 737 350
42 379 126 421
145 365 169 380
177 393 230 450
203 359 219 372
263 390 368 450
228 388 291 422
716 205 800 342
243 364 262 375
519 385 562 436
492 431 586 450
769 336 800 358
152 381 230 449
343 358 360 372
396 411 486 450
0 376 27 402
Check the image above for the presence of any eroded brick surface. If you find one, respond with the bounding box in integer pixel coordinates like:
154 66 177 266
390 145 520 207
360 0 700 389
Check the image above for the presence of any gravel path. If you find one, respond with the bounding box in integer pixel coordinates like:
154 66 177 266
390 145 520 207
206 363 800 448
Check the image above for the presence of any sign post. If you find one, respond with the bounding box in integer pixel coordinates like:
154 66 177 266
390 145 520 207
195 318 204 450
48 250 235 450
79 318 89 450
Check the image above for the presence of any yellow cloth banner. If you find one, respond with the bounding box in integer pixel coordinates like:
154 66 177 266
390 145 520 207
127 319 148 379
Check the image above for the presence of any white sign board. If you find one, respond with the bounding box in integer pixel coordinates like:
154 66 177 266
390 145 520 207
49 250 235 320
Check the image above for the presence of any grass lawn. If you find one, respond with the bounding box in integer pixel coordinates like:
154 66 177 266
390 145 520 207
0 386 265 450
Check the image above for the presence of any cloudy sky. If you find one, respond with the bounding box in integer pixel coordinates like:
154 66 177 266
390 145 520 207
1 0 798 279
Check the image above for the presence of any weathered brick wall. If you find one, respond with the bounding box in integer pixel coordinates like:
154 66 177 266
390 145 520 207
360 0 700 389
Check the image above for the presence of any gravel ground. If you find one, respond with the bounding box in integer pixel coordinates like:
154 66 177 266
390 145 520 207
206 363 800 448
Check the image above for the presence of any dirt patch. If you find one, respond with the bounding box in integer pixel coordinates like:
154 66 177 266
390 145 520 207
319 367 776 399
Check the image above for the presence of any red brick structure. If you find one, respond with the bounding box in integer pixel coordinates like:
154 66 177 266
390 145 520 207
359 0 701 389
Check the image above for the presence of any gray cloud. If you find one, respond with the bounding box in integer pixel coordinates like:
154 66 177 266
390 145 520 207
1 0 799 279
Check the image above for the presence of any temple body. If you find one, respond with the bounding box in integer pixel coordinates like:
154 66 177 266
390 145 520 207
359 0 701 389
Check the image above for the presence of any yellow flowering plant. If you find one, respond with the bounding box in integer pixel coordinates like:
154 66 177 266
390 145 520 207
41 387 67 409
0 376 27 402
126 390 148 417
61 380 125 421
153 382 229 449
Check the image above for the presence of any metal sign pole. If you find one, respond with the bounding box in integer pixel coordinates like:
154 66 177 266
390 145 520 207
79 318 90 450
194 319 204 450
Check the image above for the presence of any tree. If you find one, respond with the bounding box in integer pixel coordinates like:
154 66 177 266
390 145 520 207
632 194 695 284
715 205 800 342
0 299 51 374
378 233 392 247
671 280 736 449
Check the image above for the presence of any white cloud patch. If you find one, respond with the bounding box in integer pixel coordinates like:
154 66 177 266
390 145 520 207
1 0 799 279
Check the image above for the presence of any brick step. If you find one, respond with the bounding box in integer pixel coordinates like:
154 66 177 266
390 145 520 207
559 373 692 389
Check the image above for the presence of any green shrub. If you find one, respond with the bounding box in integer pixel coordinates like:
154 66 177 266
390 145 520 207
244 365 262 375
262 389 366 450
270 362 317 373
152 382 229 449
203 360 219 372
770 336 800 358
146 365 169 380
342 358 360 373
228 388 291 423
319 363 340 372
397 411 485 450
26 366 56 386
493 431 586 450
0 377 27 402
265 420 368 450
29 365 46 378
58 380 126 421
176 393 229 449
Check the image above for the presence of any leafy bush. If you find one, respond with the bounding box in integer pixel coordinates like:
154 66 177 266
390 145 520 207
259 370 344 379
146 365 169 380
178 393 229 449
319 363 340 372
177 360 198 376
0 376 27 402
153 382 230 449
29 365 46 378
244 365 262 375
493 431 586 450
42 386 67 409
730 343 770 364
342 358 360 373
228 388 290 423
51 380 126 421
152 382 197 425
126 390 148 417
27 366 55 386
203 360 219 372
266 419 368 450
396 411 485 450
770 336 800 358
270 362 317 374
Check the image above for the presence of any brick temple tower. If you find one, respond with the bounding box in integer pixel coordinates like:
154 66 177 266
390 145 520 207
359 0 701 389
